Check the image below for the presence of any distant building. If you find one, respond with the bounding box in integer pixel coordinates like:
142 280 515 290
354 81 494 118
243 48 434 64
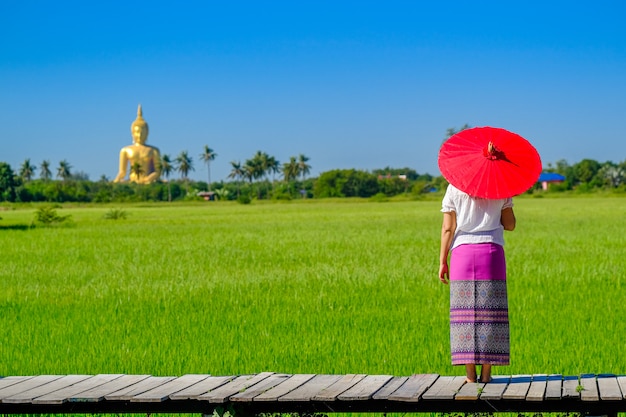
538 173 565 190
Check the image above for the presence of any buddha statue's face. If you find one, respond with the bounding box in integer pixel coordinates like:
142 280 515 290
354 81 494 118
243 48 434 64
131 124 148 145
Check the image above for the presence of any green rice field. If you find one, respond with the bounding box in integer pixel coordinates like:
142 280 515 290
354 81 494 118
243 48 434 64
1 196 625 383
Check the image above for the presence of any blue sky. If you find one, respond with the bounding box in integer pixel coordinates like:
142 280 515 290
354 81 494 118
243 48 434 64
1 1 625 182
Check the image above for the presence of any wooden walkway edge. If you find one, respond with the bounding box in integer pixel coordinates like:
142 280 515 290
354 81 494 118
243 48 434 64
1 373 625 415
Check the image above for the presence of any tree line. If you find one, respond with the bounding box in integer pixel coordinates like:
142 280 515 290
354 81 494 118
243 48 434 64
2 156 625 204
2 134 626 203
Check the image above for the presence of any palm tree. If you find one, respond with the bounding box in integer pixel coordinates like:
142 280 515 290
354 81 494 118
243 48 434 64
245 153 266 199
282 156 299 195
175 151 194 193
199 145 217 192
297 154 311 181
40 160 52 181
228 160 245 198
160 154 174 202
130 161 144 182
19 159 36 182
266 155 280 196
57 160 72 182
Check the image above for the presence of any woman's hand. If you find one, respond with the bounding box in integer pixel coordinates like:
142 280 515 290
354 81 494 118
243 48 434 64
439 263 450 284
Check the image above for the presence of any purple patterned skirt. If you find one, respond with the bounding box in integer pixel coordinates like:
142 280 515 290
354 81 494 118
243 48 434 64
449 243 510 365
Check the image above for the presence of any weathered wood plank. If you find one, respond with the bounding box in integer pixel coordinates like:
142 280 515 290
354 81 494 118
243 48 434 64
422 376 465 400
254 374 315 401
0 377 34 392
313 374 367 401
580 374 599 401
371 376 408 400
455 381 485 400
0 375 64 400
597 375 622 401
231 374 291 402
562 376 581 399
545 374 563 400
279 374 342 402
387 374 439 402
617 376 626 400
2 375 92 404
526 374 547 402
105 376 177 401
70 375 151 402
338 375 394 401
33 374 124 405
502 375 531 400
170 376 235 400
198 373 274 403
479 376 510 401
131 374 210 402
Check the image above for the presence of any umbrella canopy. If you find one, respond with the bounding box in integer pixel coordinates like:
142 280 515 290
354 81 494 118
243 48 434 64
438 126 542 199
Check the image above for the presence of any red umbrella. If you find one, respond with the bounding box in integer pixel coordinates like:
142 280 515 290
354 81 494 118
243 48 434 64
438 126 542 199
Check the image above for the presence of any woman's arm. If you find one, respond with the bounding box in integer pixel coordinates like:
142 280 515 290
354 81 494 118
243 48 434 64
501 207 516 231
439 211 457 284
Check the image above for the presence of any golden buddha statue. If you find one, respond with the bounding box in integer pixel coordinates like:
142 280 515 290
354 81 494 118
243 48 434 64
113 105 161 184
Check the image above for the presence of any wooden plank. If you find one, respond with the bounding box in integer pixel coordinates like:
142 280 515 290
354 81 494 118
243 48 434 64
231 374 291 402
279 374 342 402
545 374 563 400
170 376 235 400
479 376 511 401
313 374 367 401
105 376 176 401
198 372 273 403
580 374 599 401
562 376 581 399
502 375 531 400
70 375 151 402
455 381 485 400
2 375 92 404
597 375 622 401
617 376 626 399
0 375 63 400
526 374 547 402
422 376 466 400
131 374 210 402
338 375 394 401
387 374 439 402
33 374 124 405
0 377 34 391
254 374 315 401
371 376 408 400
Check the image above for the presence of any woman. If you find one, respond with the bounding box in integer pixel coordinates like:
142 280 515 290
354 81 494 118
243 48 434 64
438 183 516 383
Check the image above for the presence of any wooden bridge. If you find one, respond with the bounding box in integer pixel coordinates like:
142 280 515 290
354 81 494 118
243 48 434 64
1 373 625 416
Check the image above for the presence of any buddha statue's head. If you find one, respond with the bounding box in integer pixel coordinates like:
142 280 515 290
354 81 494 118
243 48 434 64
131 104 149 145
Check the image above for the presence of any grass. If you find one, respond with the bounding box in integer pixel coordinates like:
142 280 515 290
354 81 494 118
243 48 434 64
1 197 625 381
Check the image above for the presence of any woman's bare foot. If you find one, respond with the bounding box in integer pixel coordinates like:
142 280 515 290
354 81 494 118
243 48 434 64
464 364 477 383
479 364 492 383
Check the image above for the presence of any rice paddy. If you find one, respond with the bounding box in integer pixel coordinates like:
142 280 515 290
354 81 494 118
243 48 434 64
1 197 625 387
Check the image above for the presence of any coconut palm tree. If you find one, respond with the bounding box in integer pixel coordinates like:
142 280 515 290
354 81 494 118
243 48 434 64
175 151 194 193
228 160 245 198
57 160 72 182
160 154 174 202
19 159 36 182
282 156 299 195
297 154 311 181
130 161 144 183
199 145 217 192
40 160 52 181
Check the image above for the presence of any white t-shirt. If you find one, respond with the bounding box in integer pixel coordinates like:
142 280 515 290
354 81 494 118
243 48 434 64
441 184 513 249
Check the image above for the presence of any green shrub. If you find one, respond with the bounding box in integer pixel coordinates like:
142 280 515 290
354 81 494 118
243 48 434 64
103 208 128 220
33 206 72 226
